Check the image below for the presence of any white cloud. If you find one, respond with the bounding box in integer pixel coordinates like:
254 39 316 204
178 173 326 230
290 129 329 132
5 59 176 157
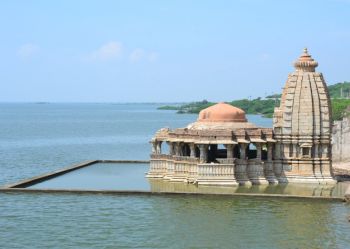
17 43 39 58
85 41 158 64
88 41 123 61
129 48 145 63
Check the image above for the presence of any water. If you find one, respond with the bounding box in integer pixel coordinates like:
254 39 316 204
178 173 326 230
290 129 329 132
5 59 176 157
29 163 151 190
0 103 197 186
1 103 349 249
28 162 349 199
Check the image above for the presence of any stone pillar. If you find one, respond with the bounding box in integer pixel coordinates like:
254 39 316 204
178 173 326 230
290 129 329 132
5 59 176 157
235 143 251 186
240 143 248 159
283 143 290 158
156 141 162 154
267 143 273 161
256 143 262 160
292 143 297 158
151 141 157 154
226 144 234 159
199 144 208 163
265 143 278 184
190 143 196 158
314 143 319 158
175 143 182 156
274 142 281 159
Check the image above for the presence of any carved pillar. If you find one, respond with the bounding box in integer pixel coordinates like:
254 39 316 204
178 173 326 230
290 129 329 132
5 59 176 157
292 143 297 158
151 141 157 154
283 143 290 158
240 143 248 159
226 144 234 159
175 143 182 156
156 141 162 154
190 143 196 158
267 143 273 161
265 142 277 184
256 143 262 160
314 143 319 158
274 142 281 159
298 146 303 158
199 144 208 163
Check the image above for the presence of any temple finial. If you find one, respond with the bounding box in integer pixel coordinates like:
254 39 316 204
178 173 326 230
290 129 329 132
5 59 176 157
293 48 318 72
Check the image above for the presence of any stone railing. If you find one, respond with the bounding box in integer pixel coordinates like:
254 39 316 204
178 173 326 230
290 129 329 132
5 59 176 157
216 158 235 164
148 159 168 176
173 157 199 181
149 154 271 185
198 163 235 177
150 154 173 160
150 154 199 163
172 156 199 163
149 154 199 181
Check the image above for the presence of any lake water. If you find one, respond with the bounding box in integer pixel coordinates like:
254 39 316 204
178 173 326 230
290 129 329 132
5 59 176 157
1 103 349 248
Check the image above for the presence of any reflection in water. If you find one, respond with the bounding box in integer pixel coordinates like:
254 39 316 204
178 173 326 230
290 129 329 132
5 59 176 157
148 178 350 198
27 162 350 199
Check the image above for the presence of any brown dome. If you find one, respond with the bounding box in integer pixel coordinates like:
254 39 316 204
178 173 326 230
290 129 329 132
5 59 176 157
198 102 247 122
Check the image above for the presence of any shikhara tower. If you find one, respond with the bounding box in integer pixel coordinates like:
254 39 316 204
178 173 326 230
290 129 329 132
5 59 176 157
273 48 335 183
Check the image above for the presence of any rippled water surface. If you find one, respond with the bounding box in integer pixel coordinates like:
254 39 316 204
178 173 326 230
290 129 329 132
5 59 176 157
1 103 349 249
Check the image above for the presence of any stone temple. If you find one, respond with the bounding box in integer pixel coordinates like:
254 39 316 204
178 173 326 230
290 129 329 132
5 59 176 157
147 49 336 185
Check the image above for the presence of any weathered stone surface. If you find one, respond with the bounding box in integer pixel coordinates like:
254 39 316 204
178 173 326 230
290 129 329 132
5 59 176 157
333 116 350 163
273 48 335 184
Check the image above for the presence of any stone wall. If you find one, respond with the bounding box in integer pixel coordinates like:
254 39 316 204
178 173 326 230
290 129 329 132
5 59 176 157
332 116 350 163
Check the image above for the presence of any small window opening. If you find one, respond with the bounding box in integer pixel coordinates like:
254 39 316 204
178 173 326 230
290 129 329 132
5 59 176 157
302 147 310 157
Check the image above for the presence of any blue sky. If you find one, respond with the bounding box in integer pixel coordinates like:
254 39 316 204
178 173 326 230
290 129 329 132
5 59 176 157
0 0 349 102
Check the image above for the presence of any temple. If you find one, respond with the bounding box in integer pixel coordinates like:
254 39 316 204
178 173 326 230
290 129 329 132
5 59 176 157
147 49 336 185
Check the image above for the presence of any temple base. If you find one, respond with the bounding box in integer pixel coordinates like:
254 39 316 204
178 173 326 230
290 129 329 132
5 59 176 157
277 175 337 185
196 178 239 186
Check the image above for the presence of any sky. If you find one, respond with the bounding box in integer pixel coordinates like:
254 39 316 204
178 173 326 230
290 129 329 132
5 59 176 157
0 0 349 102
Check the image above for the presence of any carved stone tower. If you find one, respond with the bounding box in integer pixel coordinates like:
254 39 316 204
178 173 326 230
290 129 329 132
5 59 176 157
273 48 335 184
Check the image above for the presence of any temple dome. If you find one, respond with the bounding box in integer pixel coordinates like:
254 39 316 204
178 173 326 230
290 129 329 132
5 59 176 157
198 102 247 122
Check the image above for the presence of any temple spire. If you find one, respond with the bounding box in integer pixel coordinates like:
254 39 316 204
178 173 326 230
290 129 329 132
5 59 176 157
293 47 318 72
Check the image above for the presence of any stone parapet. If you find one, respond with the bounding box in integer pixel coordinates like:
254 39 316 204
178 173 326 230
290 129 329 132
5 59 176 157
197 163 238 186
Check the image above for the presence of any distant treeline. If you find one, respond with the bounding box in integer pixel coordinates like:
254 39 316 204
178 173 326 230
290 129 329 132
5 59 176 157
158 82 350 121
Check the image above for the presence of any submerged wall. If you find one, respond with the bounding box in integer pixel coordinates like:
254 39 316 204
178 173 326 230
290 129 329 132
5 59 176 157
332 116 350 163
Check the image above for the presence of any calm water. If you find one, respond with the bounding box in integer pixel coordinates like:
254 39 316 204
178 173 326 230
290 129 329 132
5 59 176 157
28 162 349 199
30 163 151 190
1 103 349 249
